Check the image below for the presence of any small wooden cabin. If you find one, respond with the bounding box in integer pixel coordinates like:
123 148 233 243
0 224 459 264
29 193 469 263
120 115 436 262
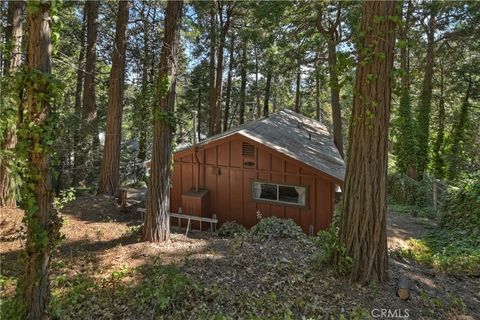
152 109 345 234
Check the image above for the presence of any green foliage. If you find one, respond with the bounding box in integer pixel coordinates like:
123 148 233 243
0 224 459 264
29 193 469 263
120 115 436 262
217 221 247 238
249 217 305 240
53 187 76 209
394 88 416 175
440 173 480 233
46 264 200 319
314 210 353 276
399 229 480 276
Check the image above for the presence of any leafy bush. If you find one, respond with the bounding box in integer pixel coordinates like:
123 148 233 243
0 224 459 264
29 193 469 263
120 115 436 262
440 173 480 233
314 209 353 276
250 217 304 240
53 187 76 209
217 221 247 238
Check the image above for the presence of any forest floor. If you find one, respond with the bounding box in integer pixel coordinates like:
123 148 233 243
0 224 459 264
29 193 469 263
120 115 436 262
1 193 479 319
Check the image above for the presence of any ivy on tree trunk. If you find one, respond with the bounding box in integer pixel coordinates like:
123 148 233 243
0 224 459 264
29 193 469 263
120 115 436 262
337 0 397 284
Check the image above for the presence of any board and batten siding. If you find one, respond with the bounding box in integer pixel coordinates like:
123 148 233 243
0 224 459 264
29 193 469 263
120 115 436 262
170 134 337 234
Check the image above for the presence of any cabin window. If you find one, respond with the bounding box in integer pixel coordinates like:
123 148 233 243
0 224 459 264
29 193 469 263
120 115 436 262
252 181 306 206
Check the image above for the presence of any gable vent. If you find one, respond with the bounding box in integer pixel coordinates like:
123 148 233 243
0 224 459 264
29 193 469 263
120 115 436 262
242 142 255 157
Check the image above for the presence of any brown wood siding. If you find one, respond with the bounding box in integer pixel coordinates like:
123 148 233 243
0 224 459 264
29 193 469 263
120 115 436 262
171 134 337 233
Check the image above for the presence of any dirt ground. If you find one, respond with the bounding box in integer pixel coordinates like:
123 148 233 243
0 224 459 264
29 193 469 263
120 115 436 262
1 194 479 319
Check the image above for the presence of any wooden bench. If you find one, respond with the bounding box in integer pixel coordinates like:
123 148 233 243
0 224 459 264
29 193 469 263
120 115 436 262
137 208 218 236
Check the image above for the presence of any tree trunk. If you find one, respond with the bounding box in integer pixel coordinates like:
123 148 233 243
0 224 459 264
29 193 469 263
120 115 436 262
78 0 99 179
0 0 24 208
20 2 62 317
72 3 87 186
263 67 272 117
432 61 445 178
213 3 232 134
447 76 471 180
208 6 216 136
396 0 415 178
239 39 247 125
223 34 235 131
327 37 344 158
142 0 183 242
294 66 301 113
314 54 322 122
197 87 202 141
3 0 24 75
97 0 130 196
337 0 396 285
415 7 436 177
254 45 261 119
137 6 151 164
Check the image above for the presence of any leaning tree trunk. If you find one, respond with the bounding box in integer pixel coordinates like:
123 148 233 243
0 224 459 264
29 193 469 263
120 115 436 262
143 0 183 242
415 8 436 178
19 2 62 318
72 3 86 185
77 0 99 182
337 0 396 285
0 0 24 208
327 37 344 158
98 0 129 196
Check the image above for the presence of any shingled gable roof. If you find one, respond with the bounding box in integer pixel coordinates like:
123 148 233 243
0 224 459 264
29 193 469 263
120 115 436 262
176 109 346 182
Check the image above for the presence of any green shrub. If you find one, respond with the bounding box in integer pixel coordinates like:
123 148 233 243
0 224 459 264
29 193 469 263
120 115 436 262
250 217 304 240
217 221 247 238
440 173 480 233
314 209 353 276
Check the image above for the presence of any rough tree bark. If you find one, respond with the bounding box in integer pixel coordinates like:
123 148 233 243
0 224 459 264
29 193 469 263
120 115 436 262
239 39 247 125
97 0 130 196
20 1 61 317
77 0 99 180
223 33 235 131
72 3 86 185
142 0 183 242
137 3 151 164
0 0 24 208
337 0 396 284
415 6 436 178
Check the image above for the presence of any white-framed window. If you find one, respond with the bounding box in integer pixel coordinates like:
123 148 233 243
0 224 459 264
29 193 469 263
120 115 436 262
252 181 307 206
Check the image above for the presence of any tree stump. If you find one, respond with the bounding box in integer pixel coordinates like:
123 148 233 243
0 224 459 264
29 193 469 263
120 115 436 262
117 188 127 208
397 276 411 300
